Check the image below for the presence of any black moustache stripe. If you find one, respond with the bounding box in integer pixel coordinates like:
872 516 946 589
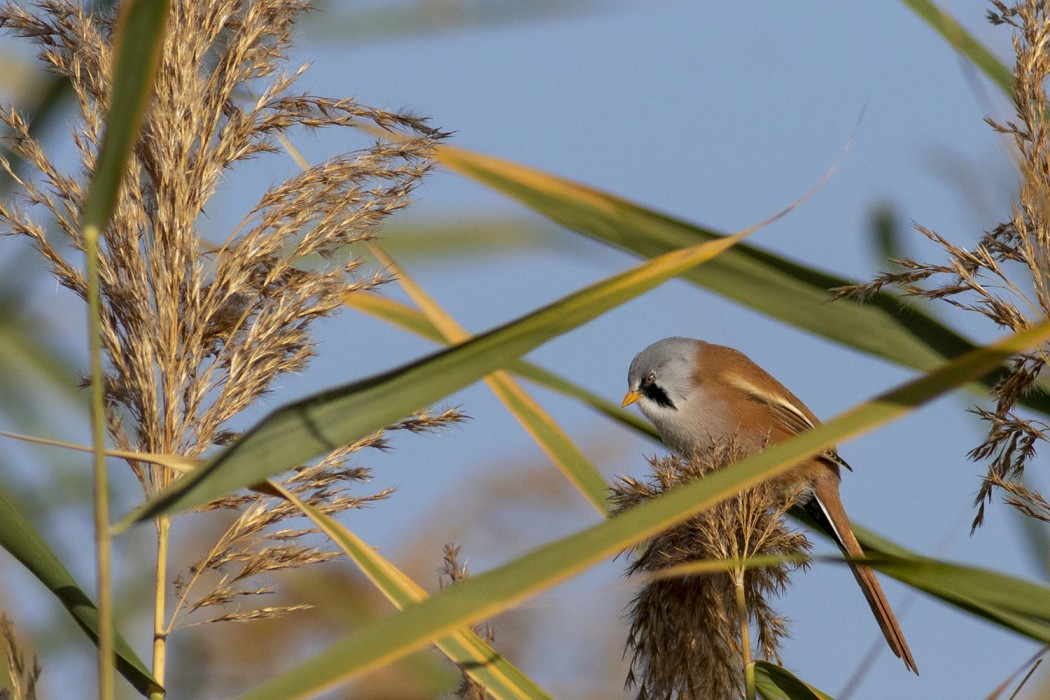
644 384 676 410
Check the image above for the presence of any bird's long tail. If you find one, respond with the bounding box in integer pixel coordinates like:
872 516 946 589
804 477 919 674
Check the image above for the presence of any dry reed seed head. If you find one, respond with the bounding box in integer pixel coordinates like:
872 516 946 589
0 0 450 471
195 605 313 626
837 0 1050 530
0 613 39 700
439 543 496 700
439 543 470 590
1 0 460 630
170 406 463 630
170 446 396 630
438 546 495 645
611 444 810 700
983 471 1050 523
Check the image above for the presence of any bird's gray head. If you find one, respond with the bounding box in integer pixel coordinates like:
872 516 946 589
624 337 699 412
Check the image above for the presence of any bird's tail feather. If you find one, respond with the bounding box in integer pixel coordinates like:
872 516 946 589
804 479 919 674
845 555 919 674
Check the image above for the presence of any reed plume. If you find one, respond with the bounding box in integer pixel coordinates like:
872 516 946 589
440 543 497 700
0 0 459 686
0 613 38 700
611 443 810 700
833 0 1050 530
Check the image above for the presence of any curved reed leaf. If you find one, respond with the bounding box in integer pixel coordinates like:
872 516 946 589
118 229 752 527
234 320 1050 700
363 243 608 512
80 0 168 234
80 2 168 695
753 660 834 700
346 291 657 439
434 146 1050 416
0 476 159 695
852 532 1050 644
900 0 1013 97
264 482 553 700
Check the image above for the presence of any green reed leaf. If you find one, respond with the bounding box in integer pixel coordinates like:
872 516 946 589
234 320 1050 699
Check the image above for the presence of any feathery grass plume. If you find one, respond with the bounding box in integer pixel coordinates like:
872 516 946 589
439 543 496 700
0 613 39 700
0 0 457 680
611 443 810 700
832 0 1050 530
170 408 465 629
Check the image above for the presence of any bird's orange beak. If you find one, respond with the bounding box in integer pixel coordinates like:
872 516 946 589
621 390 642 408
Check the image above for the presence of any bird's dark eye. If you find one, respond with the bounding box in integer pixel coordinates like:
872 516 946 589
640 374 675 410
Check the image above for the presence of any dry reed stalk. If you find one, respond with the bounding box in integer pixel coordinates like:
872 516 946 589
611 444 810 700
440 543 496 700
0 0 461 687
834 0 1050 530
0 614 39 700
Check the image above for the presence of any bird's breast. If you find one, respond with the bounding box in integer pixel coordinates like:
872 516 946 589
645 388 769 458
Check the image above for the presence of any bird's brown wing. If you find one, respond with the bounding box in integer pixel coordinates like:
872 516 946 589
730 376 852 472
725 368 916 673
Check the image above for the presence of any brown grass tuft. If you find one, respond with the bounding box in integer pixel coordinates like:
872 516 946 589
832 0 1050 530
0 0 460 680
439 543 497 700
0 613 39 700
611 443 810 700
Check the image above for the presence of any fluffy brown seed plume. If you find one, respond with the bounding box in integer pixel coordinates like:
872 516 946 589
440 543 497 700
0 613 39 700
833 0 1050 530
0 0 461 631
611 442 810 700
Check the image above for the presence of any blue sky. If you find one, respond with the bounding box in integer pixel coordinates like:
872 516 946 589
280 3 1042 698
4 1 1048 698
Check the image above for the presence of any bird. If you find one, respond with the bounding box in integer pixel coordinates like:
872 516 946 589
622 337 918 674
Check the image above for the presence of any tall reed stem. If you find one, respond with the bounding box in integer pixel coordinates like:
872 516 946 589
734 569 754 700
152 515 169 699
86 224 114 700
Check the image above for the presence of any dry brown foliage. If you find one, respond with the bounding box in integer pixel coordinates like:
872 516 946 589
0 0 460 657
611 444 810 700
0 614 38 700
834 0 1050 530
440 543 497 700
